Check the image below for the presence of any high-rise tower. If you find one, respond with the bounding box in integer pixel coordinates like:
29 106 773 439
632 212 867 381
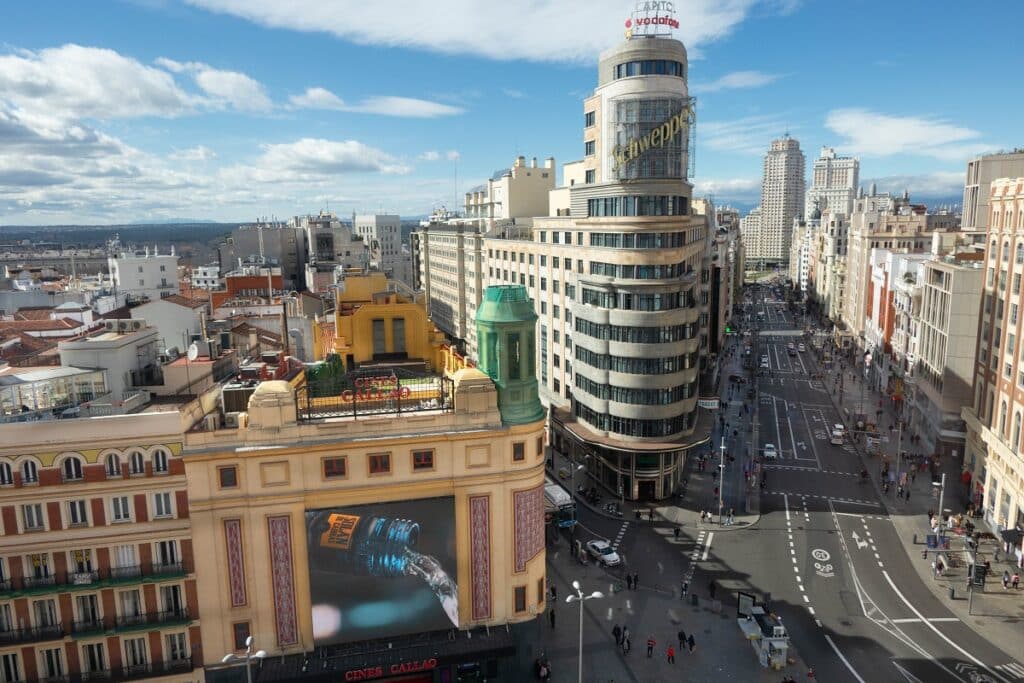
758 136 805 264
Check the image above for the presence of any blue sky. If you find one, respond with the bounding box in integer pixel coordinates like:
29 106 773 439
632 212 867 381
0 0 1019 224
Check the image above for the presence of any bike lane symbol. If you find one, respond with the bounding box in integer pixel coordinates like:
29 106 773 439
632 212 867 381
812 548 834 578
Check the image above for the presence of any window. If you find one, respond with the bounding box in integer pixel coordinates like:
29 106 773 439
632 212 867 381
514 586 526 613
323 457 347 479
584 110 595 127
161 584 183 616
233 622 251 650
153 449 169 474
0 462 10 486
369 453 391 475
62 456 83 481
124 637 147 669
412 450 434 471
22 504 44 531
82 643 105 675
218 466 238 489
536 436 544 458
28 553 51 580
105 453 121 478
585 169 595 183
40 648 64 679
513 442 525 462
33 599 57 627
71 549 93 574
166 633 188 662
129 451 145 475
21 460 38 484
1 653 20 683
584 140 595 156
154 492 173 518
112 496 131 522
68 500 88 526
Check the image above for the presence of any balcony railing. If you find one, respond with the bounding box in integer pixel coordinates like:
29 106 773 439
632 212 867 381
115 609 189 630
109 565 143 582
0 579 11 593
70 570 100 586
71 618 106 636
23 575 56 589
150 562 184 579
0 623 64 645
83 656 194 682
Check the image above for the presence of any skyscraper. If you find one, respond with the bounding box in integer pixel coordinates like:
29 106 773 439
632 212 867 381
759 135 805 264
805 146 858 218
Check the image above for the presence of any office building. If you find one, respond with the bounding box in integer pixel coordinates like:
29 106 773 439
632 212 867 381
805 146 858 219
963 177 1024 543
739 207 763 268
108 248 179 304
962 151 1024 231
354 215 412 288
218 223 307 291
758 136 805 265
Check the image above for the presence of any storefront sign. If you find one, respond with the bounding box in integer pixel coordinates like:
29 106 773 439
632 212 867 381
625 1 679 38
611 108 690 171
340 374 410 402
343 658 438 681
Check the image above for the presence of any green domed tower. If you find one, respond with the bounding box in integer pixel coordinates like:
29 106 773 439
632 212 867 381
475 285 544 425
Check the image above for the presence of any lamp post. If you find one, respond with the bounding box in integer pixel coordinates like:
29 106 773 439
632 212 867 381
570 463 584 523
934 473 947 533
718 435 727 525
565 580 605 683
221 636 266 683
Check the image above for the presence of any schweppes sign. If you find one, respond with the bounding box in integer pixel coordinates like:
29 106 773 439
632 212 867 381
612 107 691 172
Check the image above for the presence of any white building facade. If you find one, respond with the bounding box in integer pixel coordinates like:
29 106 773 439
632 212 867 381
354 214 413 287
759 136 805 265
805 146 858 218
108 247 179 303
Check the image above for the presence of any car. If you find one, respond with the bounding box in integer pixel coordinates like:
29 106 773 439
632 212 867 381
829 430 844 445
797 343 806 352
586 539 621 567
760 360 770 369
763 443 778 459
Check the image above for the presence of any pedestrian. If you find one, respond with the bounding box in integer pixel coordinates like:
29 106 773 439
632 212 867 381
626 574 633 590
646 635 656 657
687 634 696 653
1013 572 1020 589
550 584 557 601
677 628 686 650
632 572 639 590
623 636 631 654
612 624 622 645
709 580 716 600
549 608 555 629
681 580 689 597
622 625 630 646
674 526 681 541
1003 570 1011 590
667 645 675 664
905 488 910 503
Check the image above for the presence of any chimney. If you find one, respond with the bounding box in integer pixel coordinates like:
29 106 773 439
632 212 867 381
531 157 537 168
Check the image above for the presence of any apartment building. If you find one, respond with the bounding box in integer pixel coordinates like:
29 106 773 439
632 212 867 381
464 157 556 225
805 146 858 219
962 151 1024 231
108 248 179 305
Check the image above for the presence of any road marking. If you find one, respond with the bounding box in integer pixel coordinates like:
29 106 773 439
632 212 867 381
784 493 790 521
701 532 714 561
890 617 963 624
882 570 1010 683
611 521 629 550
996 662 1024 679
824 634 868 683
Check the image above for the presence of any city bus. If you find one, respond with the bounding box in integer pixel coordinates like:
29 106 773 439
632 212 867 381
544 476 577 528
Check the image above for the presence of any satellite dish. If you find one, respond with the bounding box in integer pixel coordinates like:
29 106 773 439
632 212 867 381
187 343 199 361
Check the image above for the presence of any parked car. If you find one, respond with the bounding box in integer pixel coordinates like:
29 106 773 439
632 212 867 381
586 539 621 567
763 443 778 459
797 343 806 352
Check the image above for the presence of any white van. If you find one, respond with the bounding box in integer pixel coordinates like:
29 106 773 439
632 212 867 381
829 429 844 445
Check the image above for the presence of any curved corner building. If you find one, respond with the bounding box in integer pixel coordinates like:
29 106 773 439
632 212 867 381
539 32 708 500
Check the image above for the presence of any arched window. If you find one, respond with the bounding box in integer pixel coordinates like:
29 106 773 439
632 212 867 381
21 460 38 484
105 453 122 478
1003 241 1011 262
129 451 145 475
152 449 169 474
1015 412 1023 451
0 462 12 486
1016 243 1024 266
1000 400 1008 435
62 456 83 482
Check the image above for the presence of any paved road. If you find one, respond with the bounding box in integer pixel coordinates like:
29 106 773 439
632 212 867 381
727 286 1023 683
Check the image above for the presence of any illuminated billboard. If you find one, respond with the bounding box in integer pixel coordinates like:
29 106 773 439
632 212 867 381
306 496 459 645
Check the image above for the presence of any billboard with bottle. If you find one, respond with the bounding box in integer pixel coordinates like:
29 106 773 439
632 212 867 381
306 496 459 645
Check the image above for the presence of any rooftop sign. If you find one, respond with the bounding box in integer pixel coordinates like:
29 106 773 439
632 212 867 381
625 1 679 39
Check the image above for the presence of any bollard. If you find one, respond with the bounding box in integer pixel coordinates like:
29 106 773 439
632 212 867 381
913 533 917 545
949 586 955 600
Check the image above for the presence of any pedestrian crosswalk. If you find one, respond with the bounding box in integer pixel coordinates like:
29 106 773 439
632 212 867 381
611 521 629 551
997 662 1024 680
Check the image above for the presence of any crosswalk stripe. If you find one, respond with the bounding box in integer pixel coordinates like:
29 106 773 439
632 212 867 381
996 662 1024 679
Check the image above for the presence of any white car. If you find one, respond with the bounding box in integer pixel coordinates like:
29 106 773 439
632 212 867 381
763 443 778 459
586 539 621 567
797 343 806 352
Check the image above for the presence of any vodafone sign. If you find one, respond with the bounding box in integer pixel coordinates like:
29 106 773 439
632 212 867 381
625 1 680 36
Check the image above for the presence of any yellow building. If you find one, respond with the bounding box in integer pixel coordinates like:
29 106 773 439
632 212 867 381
185 285 547 683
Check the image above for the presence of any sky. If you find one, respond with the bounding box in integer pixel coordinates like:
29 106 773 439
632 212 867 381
0 0 1020 225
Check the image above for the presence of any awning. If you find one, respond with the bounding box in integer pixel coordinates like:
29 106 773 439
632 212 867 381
1000 528 1023 546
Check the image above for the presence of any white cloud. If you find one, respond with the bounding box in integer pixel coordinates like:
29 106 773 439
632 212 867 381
419 150 441 161
0 44 194 121
184 0 768 62
825 108 994 161
694 177 760 201
250 138 411 178
288 87 462 117
155 57 272 112
446 150 460 161
700 115 790 155
691 70 781 93
861 171 967 200
169 145 217 161
503 88 526 99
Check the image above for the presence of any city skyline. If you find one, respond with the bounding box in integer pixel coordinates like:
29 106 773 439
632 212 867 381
1 0 1019 225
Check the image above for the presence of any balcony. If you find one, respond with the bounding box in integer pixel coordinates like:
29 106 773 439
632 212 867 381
115 609 189 632
150 562 185 579
0 623 64 645
23 575 56 590
109 565 143 583
71 617 106 637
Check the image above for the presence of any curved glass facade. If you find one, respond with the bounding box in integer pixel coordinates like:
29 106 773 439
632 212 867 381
574 346 698 374
574 318 697 343
589 260 690 279
581 287 696 311
613 98 688 180
613 60 686 79
589 232 687 248
587 195 688 217
575 375 696 405
574 402 696 439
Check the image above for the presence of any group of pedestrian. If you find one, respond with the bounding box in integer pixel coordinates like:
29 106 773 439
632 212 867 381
1001 570 1021 590
625 572 640 590
612 624 631 654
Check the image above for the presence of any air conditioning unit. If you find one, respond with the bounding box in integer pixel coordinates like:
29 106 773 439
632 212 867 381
224 412 246 429
104 320 119 332
129 320 144 331
203 414 219 431
116 319 134 332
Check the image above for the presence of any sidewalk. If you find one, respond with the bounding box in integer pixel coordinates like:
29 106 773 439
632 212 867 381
806 314 1024 665
538 531 811 682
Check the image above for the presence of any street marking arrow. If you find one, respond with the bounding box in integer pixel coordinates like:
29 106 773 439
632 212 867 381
851 531 869 550
797 441 807 450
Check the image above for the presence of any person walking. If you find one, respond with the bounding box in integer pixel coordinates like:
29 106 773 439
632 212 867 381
1013 572 1020 589
708 580 717 600
646 635 656 657
623 635 631 654
905 488 911 503
549 608 555 629
666 645 675 664
677 628 686 650
687 633 696 653
680 579 688 598
1003 570 1011 590
612 624 622 646
550 584 557 601
633 572 639 590
626 574 633 590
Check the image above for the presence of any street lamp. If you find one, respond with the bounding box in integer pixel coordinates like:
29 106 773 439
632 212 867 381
718 435 727 525
221 636 267 683
565 580 605 683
